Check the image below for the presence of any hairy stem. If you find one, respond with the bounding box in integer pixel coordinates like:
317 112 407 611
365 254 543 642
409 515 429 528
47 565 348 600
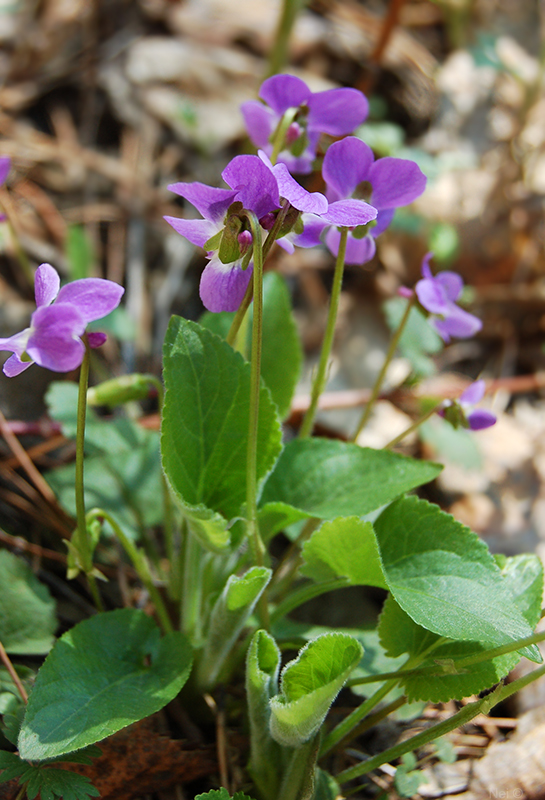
351 295 414 442
299 228 348 438
75 342 103 611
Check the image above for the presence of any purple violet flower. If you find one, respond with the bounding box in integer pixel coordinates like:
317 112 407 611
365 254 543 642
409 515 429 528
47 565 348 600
164 152 376 311
0 263 124 376
241 74 369 174
312 136 427 265
439 380 496 431
415 253 482 342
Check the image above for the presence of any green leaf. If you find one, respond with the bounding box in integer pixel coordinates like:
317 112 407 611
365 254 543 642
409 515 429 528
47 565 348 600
269 633 363 747
197 567 272 689
374 497 540 658
258 439 441 538
253 273 302 419
395 764 424 797
200 273 302 420
0 551 56 654
161 317 282 551
246 630 283 800
195 791 257 800
300 517 387 589
433 737 456 764
18 608 193 760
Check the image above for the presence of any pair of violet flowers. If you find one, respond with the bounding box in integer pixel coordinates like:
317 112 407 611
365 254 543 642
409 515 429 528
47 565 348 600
165 74 427 313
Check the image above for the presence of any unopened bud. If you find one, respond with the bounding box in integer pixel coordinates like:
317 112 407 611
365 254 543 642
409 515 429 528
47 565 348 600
238 230 253 254
259 212 277 231
87 374 154 407
285 122 302 145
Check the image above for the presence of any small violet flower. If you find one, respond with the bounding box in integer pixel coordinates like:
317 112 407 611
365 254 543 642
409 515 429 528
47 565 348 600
439 380 496 431
0 263 124 376
241 74 369 174
165 153 377 312
415 253 482 342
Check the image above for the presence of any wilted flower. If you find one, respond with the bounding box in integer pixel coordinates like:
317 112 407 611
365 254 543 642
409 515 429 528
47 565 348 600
241 74 369 174
0 263 124 376
439 380 496 431
415 253 482 342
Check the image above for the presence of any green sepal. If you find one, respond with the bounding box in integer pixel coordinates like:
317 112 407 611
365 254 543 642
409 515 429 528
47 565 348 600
203 230 223 252
218 210 243 264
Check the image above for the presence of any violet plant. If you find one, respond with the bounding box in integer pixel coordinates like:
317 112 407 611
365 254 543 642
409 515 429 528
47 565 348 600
1 77 545 800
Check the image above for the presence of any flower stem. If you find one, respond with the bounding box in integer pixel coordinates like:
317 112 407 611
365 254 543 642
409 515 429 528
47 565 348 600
334 668 545 785
87 508 173 635
267 0 308 78
75 341 103 611
226 203 291 349
384 401 442 449
299 227 348 438
244 212 269 630
270 108 298 165
351 294 414 443
0 639 27 703
270 577 350 624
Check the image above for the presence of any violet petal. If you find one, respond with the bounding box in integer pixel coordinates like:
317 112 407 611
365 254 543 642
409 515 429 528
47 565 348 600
164 216 218 249
167 182 237 223
241 101 276 149
460 379 486 405
0 328 31 358
267 159 328 214
421 252 434 280
307 89 369 136
372 207 395 237
293 215 327 248
28 334 86 372
199 258 253 313
259 74 310 114
323 137 373 203
369 157 427 209
3 353 32 377
415 278 450 315
321 198 377 227
222 155 280 220
435 270 463 302
467 409 496 430
56 279 124 324
326 228 376 265
440 304 483 339
34 263 60 308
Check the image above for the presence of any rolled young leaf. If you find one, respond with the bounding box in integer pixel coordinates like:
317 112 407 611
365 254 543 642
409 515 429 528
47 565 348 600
269 633 363 748
196 567 272 690
246 630 284 800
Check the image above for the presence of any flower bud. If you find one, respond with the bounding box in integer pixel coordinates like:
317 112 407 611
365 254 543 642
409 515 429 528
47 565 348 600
87 374 153 407
237 230 253 254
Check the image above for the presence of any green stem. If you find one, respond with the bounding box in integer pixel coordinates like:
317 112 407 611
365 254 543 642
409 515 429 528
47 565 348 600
270 578 350 625
87 508 173 635
384 402 443 449
351 295 414 442
226 202 290 348
299 228 348 438
278 733 320 800
267 0 308 78
74 342 103 611
181 529 204 644
320 678 400 757
334 666 545 785
244 212 270 631
270 108 298 165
